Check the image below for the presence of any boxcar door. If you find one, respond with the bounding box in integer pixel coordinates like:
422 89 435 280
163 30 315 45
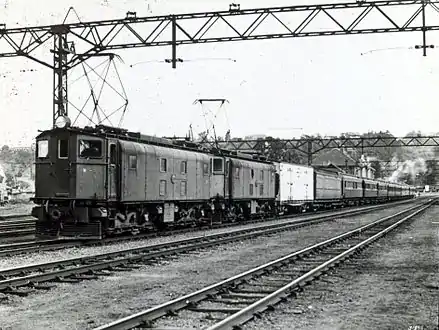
107 140 119 200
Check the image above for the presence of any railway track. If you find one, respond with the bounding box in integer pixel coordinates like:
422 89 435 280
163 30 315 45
93 199 435 330
0 216 36 238
0 199 419 257
0 200 428 298
0 213 30 221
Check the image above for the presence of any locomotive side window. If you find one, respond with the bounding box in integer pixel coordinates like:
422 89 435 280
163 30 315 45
249 184 254 196
79 139 102 158
260 170 264 181
234 167 240 179
159 180 167 196
180 161 187 174
160 158 167 172
212 158 224 173
37 140 49 158
180 181 187 196
129 155 137 169
109 144 117 165
58 139 68 159
259 184 264 195
203 163 209 175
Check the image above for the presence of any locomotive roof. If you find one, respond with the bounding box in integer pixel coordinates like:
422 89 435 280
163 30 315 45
36 124 273 164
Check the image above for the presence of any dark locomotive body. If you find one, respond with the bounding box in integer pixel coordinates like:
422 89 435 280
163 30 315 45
31 125 416 240
32 125 276 239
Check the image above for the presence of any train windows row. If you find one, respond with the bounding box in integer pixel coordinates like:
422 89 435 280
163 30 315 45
344 181 359 189
42 139 267 183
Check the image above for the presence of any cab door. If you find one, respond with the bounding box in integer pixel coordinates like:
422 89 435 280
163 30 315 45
107 140 119 200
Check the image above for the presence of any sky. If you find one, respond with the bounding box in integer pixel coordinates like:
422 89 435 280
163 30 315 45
1 0 439 147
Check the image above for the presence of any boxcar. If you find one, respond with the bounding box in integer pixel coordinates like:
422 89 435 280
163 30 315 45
276 162 314 212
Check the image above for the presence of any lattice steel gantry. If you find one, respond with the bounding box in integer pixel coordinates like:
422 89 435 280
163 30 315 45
0 0 438 126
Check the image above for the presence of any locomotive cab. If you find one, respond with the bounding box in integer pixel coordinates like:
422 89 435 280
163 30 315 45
33 128 108 200
32 126 111 239
34 128 75 199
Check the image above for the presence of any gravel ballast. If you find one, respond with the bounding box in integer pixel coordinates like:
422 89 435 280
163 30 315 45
0 203 425 329
242 204 439 330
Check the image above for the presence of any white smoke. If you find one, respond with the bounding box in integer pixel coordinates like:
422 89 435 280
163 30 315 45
385 157 429 184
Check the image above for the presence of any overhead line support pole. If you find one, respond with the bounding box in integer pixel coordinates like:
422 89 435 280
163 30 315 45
171 15 177 69
422 0 427 56
51 26 70 127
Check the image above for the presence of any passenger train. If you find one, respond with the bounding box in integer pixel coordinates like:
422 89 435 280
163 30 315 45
31 123 416 239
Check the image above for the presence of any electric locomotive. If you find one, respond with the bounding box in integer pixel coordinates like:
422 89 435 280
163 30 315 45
31 122 276 239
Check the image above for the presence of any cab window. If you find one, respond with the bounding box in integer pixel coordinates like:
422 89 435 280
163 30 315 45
79 139 103 158
58 139 68 159
37 140 49 158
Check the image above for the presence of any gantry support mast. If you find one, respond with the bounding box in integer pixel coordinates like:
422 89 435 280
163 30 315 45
0 0 437 128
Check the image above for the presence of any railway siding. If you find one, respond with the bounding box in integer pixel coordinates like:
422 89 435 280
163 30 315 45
0 199 419 269
93 201 433 330
0 201 432 329
242 203 439 330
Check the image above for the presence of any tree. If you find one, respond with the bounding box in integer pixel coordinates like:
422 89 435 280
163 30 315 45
370 160 383 178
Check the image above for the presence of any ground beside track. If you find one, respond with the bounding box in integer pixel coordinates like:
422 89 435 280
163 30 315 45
242 204 439 330
0 203 426 329
0 202 33 216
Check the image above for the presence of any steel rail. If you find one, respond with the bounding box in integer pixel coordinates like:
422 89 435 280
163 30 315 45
0 199 414 256
0 213 30 220
0 220 35 230
0 216 36 238
0 228 35 238
0 240 83 257
93 199 434 330
0 201 425 294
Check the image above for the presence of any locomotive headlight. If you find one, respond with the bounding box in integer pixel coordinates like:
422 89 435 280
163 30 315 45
55 115 71 129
